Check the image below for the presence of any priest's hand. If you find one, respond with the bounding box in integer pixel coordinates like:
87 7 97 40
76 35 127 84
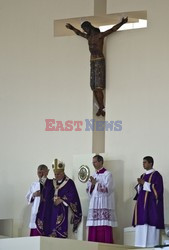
137 178 145 185
90 176 97 187
53 196 63 206
33 190 40 197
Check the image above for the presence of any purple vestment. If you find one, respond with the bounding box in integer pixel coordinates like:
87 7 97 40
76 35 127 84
88 226 113 243
36 176 82 238
132 170 164 229
30 228 41 236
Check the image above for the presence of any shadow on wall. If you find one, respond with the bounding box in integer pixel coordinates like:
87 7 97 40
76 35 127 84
164 188 169 225
20 205 31 237
105 160 135 245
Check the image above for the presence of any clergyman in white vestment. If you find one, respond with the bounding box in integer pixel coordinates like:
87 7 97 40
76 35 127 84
26 164 49 236
86 155 117 243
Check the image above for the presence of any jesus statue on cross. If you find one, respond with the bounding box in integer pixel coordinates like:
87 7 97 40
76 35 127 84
66 17 128 116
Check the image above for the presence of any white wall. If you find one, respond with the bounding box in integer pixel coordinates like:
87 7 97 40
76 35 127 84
105 0 169 243
0 0 169 244
0 0 93 236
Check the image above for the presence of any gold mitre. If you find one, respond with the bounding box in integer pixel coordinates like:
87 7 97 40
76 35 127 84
52 159 65 172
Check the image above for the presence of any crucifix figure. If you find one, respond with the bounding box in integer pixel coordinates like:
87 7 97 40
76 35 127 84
66 17 128 116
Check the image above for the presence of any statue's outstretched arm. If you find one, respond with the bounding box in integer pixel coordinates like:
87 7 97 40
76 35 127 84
101 17 128 38
66 23 87 38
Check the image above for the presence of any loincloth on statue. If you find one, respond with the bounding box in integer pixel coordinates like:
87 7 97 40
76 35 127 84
90 57 105 91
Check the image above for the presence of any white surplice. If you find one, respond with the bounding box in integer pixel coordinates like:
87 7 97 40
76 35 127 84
135 224 160 247
86 169 117 227
26 181 40 229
